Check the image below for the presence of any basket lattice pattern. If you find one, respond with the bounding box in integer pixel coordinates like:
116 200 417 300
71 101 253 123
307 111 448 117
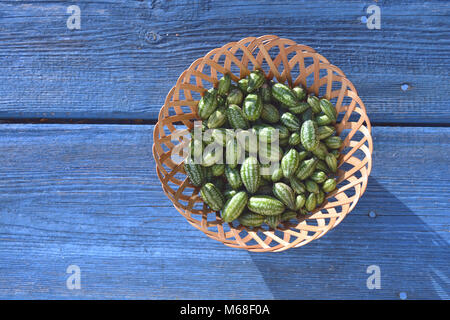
152 35 373 252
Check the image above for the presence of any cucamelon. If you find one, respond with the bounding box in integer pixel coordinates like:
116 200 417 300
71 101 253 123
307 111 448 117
184 162 204 187
271 83 298 108
226 104 249 129
322 178 337 193
281 148 300 178
224 165 243 190
200 183 225 211
218 74 231 96
227 87 244 106
300 120 319 151
247 70 265 93
240 156 261 194
281 112 301 131
319 98 337 123
273 182 296 210
222 191 248 222
305 193 317 211
243 93 262 121
238 211 265 227
198 88 218 119
248 195 285 216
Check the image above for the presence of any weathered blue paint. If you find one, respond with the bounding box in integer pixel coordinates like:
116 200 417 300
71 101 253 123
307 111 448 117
0 0 449 300
0 1 448 123
0 125 448 299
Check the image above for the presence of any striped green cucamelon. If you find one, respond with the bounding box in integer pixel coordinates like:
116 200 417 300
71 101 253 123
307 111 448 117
324 136 343 149
289 176 306 194
257 125 278 143
292 86 306 101
184 162 204 187
211 163 225 176
330 149 340 159
238 211 265 227
310 171 327 183
301 120 319 151
207 107 227 129
227 87 244 105
305 180 320 194
273 182 296 210
271 166 284 182
226 104 249 129
218 73 231 96
289 102 310 115
295 158 318 180
316 190 325 205
274 124 290 139
260 83 272 103
260 103 280 123
288 132 301 146
319 98 337 123
305 193 317 211
316 159 330 173
224 165 243 190
281 112 301 131
203 166 214 182
325 153 338 173
198 88 218 119
322 178 337 193
317 126 336 140
243 93 262 121
222 191 248 222
248 195 285 216
281 210 298 221
237 79 249 93
281 148 300 178
200 183 225 211
265 215 281 229
240 157 261 194
307 94 321 114
247 70 265 92
295 194 306 210
315 114 332 126
271 83 298 108
311 142 329 160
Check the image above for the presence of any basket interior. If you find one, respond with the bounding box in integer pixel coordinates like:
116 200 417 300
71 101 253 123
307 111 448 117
153 35 373 252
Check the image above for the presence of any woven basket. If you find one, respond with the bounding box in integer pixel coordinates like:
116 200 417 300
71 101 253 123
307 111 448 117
152 35 373 252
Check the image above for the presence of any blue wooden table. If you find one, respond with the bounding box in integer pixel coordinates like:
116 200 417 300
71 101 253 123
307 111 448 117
0 0 448 300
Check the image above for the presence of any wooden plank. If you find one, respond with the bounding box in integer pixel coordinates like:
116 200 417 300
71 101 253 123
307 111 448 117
0 124 448 299
0 1 448 123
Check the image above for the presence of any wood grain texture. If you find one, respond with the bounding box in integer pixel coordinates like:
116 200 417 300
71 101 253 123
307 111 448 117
0 124 448 299
0 0 449 123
